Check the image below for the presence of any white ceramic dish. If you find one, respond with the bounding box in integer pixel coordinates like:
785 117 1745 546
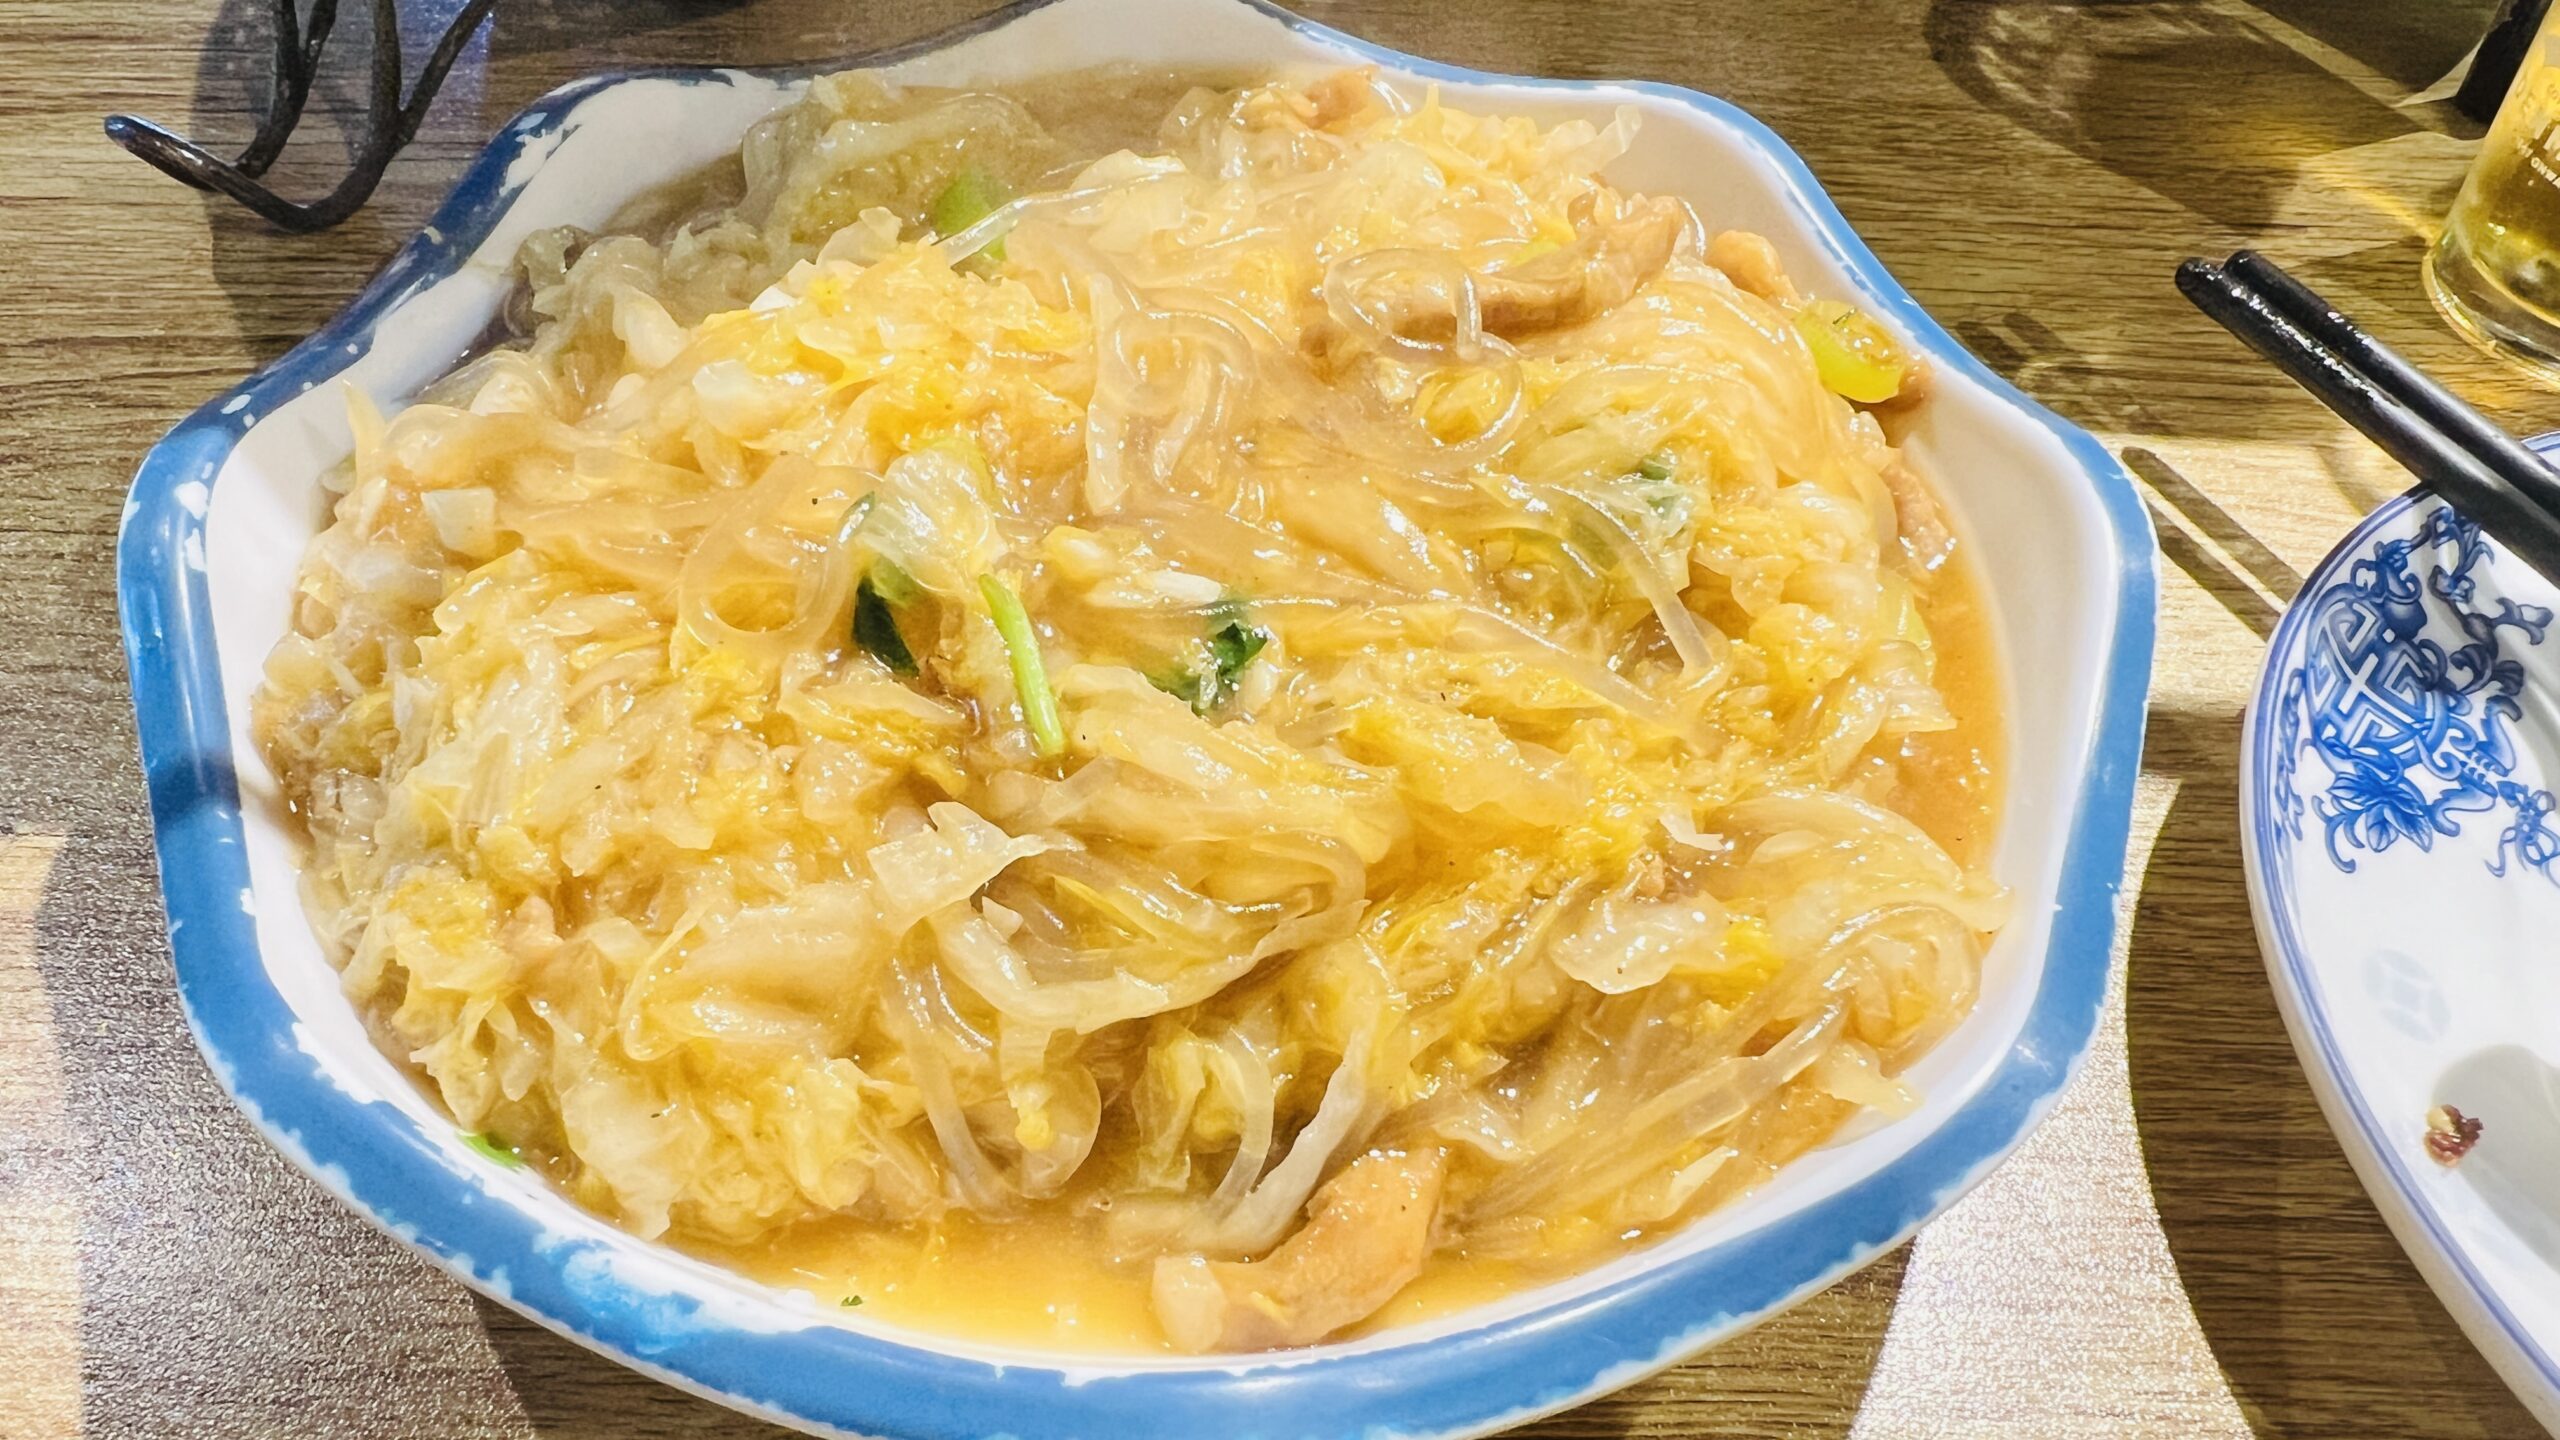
117 0 2156 1434
2244 452 2560 1436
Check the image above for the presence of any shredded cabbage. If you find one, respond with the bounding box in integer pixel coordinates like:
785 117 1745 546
253 65 2004 1350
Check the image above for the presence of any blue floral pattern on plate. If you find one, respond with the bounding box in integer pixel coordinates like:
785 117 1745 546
2270 497 2560 882
2243 464 2560 1429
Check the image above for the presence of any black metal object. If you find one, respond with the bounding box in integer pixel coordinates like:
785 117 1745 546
103 0 497 232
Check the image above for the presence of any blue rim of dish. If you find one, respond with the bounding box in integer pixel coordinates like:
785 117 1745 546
2242 469 2560 1405
115 1 2159 1435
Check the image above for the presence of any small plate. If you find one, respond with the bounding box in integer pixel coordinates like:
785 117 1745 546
2244 449 2560 1435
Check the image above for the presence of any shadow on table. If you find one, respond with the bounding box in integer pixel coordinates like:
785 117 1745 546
2121 704 2540 1438
1912 0 2560 455
474 1251 1908 1438
1924 0 2482 233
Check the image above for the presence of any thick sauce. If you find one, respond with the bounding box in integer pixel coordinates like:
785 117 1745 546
311 67 2010 1354
694 552 2006 1351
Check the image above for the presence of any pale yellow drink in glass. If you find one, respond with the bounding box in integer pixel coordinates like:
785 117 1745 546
2429 16 2560 380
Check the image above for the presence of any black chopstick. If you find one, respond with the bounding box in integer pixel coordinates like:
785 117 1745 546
2175 253 2560 591
2223 250 2560 523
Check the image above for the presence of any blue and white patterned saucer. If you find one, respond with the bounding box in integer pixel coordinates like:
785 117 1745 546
2244 453 2560 1434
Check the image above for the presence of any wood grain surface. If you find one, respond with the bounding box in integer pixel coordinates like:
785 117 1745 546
1 0 2552 1434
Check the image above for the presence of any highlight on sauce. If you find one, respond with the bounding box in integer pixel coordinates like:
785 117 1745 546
253 65 2007 1352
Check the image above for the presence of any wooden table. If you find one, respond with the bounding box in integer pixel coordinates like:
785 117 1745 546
1 0 2549 1434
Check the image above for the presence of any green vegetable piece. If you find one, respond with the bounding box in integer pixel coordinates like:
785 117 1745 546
1635 451 1676 483
980 574 1065 757
1149 665 1208 711
1152 600 1272 716
461 1131 525 1169
1207 601 1270 675
931 166 1014 262
839 1295 865 1308
854 576 919 676
867 557 921 607
842 492 878 529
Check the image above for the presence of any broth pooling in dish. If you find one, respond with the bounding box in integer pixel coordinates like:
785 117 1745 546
254 67 2006 1352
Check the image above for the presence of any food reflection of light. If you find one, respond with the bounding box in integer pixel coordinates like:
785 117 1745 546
261 69 2011 1354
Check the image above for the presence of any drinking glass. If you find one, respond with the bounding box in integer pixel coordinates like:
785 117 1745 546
2429 9 2560 381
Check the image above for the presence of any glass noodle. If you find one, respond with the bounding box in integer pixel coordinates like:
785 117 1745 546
252 65 2006 1353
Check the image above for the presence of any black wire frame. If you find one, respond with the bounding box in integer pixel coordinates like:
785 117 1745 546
102 0 498 232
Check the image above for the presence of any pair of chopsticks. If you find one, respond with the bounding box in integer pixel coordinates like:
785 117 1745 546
2176 250 2560 589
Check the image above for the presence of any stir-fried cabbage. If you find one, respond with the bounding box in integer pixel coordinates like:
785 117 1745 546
253 65 2005 1351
